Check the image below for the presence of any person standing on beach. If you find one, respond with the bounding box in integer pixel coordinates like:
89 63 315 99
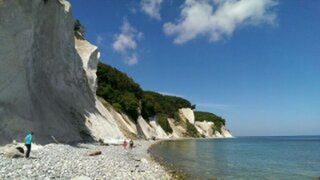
129 139 134 149
25 132 34 158
123 140 128 149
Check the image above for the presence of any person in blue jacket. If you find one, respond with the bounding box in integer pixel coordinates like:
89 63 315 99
25 132 34 158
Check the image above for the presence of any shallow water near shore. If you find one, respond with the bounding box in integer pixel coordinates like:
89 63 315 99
150 136 320 179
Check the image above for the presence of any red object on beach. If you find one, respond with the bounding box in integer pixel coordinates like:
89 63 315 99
123 140 128 149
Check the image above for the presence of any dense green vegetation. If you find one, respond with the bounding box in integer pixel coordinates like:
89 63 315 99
194 111 225 133
97 63 142 120
97 62 193 122
96 62 227 137
141 91 193 120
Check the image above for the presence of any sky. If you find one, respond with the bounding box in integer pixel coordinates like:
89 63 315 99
69 0 320 136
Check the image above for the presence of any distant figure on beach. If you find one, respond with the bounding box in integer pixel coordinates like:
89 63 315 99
25 132 34 158
123 140 128 149
129 139 134 149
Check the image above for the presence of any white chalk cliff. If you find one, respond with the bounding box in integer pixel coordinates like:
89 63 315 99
0 0 232 145
0 0 123 145
119 108 233 139
195 121 215 137
179 108 195 124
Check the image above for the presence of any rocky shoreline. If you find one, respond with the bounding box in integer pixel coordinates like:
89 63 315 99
148 141 187 180
0 141 171 180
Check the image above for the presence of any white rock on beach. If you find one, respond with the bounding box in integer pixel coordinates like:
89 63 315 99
2 145 24 158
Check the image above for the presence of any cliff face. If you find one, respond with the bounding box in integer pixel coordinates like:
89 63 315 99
75 38 124 143
0 0 123 144
179 108 195 124
0 0 232 145
121 108 233 139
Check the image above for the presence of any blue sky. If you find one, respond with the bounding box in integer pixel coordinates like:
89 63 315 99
69 0 320 136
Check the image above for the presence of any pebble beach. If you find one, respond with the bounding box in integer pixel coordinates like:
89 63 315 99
0 141 171 180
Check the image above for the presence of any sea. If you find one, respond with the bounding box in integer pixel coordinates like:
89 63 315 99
150 136 320 179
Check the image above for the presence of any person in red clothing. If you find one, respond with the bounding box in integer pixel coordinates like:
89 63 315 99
123 139 128 149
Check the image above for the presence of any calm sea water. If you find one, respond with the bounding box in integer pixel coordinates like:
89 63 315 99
150 136 320 179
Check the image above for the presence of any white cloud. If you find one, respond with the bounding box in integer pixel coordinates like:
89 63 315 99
95 35 104 46
126 54 139 66
164 0 278 44
112 19 142 65
113 34 137 53
113 20 138 52
141 0 163 20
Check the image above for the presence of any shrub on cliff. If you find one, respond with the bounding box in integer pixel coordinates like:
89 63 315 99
157 114 173 134
119 92 140 120
186 121 200 137
141 91 192 120
195 111 226 133
97 63 142 121
74 19 85 36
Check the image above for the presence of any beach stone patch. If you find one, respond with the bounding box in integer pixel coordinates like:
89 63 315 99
71 175 91 180
0 141 171 179
1 144 25 158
